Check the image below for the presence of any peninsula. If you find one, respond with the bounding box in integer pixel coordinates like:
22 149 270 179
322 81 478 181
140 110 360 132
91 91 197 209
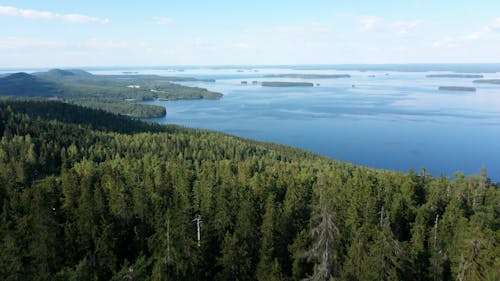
473 79 500 85
264 74 350 79
438 86 476 92
0 69 222 118
261 81 314 87
426 74 484 78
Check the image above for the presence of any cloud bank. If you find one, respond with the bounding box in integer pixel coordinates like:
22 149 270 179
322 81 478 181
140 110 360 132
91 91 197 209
0 5 109 24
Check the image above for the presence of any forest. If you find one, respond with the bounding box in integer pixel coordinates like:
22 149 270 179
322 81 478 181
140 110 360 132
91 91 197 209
0 100 498 281
0 69 222 118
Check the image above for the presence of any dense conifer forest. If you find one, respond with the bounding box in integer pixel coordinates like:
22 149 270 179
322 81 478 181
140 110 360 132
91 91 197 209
0 101 498 281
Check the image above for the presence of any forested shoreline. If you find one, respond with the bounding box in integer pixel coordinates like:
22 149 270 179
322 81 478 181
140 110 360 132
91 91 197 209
0 101 498 281
0 69 222 118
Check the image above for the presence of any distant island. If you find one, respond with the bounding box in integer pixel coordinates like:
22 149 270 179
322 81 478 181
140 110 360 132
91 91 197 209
0 69 222 118
264 74 350 79
473 79 500 85
426 74 484 78
261 81 314 87
438 86 476 92
102 74 216 83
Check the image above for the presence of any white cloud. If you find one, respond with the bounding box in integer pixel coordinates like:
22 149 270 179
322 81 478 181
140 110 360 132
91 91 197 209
334 13 353 18
393 20 423 36
245 23 331 39
234 42 250 49
432 17 500 48
0 36 134 52
83 38 129 50
0 37 66 48
358 16 423 36
191 37 212 48
360 16 381 31
432 36 458 48
484 18 500 32
0 5 109 24
153 16 174 25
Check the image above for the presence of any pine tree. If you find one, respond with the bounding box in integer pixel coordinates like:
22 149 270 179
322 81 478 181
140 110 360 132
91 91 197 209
256 194 284 281
366 206 401 281
302 175 339 281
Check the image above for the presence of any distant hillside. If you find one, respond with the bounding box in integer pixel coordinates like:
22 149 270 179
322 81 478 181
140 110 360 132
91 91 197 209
0 100 166 134
33 68 94 80
0 69 222 118
0 72 60 97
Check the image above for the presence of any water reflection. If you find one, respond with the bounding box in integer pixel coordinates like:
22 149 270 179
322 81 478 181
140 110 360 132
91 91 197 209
92 67 500 180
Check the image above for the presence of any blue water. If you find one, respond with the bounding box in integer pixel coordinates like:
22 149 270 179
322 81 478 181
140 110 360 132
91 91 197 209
92 66 500 181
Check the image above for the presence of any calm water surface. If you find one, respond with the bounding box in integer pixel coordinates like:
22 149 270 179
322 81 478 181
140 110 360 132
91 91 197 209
91 67 500 181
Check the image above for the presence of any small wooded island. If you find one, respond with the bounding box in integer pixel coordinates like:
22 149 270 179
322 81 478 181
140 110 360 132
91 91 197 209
438 86 476 92
264 74 350 79
261 81 315 87
0 69 221 118
473 79 500 84
427 74 484 78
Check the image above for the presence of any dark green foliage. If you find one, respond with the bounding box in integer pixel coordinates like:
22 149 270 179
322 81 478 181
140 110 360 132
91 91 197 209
0 73 60 97
0 101 498 281
0 100 166 134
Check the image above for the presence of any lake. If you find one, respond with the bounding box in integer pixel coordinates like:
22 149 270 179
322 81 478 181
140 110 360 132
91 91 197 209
93 66 500 181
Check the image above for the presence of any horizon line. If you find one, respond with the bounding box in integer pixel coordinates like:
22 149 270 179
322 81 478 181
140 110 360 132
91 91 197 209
2 62 500 71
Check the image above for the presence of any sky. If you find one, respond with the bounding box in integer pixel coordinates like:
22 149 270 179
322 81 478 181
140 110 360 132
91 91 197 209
1 0 500 67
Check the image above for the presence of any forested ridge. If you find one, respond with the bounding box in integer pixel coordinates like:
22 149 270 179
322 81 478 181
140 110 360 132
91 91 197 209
0 101 498 281
0 69 222 118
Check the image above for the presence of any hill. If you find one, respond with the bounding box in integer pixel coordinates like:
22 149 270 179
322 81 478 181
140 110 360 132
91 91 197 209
0 69 222 118
0 72 60 97
33 69 94 81
0 100 497 281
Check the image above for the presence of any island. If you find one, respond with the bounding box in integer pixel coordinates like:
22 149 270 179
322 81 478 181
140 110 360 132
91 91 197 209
438 86 476 92
0 69 222 118
472 79 500 85
427 74 484 78
261 81 314 87
264 74 350 79
101 75 216 82
241 81 248 85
